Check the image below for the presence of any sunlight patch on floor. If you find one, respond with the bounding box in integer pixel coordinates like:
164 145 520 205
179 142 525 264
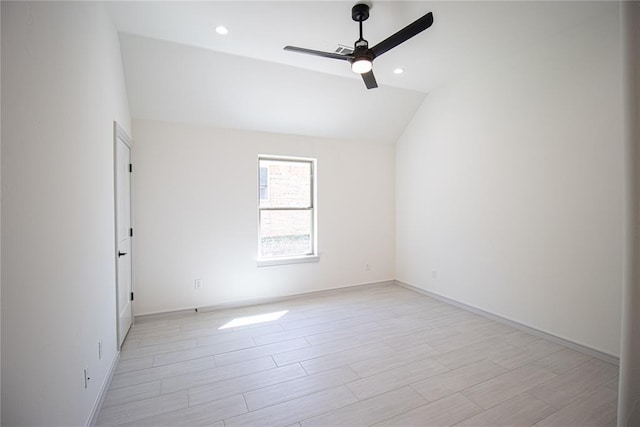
218 310 288 330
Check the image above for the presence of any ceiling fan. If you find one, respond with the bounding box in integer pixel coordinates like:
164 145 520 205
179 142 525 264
284 3 434 89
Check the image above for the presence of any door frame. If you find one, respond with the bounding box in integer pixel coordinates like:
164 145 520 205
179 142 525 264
114 121 134 349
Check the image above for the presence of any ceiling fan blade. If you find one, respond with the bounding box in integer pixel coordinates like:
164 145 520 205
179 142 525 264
361 70 378 89
284 46 353 61
370 12 433 58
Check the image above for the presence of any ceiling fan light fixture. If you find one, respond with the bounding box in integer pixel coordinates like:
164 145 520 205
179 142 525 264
215 25 229 35
351 58 372 74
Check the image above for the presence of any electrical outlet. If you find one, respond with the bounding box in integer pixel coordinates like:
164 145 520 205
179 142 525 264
365 263 370 271
432 270 438 279
194 279 203 290
84 368 90 389
98 341 103 360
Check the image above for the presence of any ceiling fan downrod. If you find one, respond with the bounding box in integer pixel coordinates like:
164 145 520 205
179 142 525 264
353 3 370 48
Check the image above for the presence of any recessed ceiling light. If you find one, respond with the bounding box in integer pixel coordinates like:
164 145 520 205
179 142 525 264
215 26 229 35
393 68 405 75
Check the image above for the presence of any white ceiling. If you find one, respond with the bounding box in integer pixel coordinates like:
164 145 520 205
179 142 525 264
107 1 613 143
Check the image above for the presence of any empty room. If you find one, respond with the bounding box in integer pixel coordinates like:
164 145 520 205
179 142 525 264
2 1 640 426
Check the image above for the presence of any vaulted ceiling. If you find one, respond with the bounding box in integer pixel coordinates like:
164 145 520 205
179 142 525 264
107 1 613 144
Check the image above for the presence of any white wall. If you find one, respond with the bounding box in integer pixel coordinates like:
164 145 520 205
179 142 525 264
132 120 395 315
1 2 130 425
620 1 640 424
1 3 3 421
396 4 623 356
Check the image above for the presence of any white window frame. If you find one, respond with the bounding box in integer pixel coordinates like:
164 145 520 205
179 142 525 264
257 155 319 267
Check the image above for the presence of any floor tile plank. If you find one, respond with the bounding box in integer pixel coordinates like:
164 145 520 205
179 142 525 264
300 342 395 375
161 356 275 394
349 342 439 378
529 358 619 408
188 363 307 407
536 387 617 427
102 381 162 409
454 392 557 426
224 386 358 427
244 365 359 411
347 357 449 400
97 391 189 426
461 364 557 409
117 394 247 427
372 393 482 426
110 357 216 390
532 347 593 374
300 386 427 427
411 359 508 402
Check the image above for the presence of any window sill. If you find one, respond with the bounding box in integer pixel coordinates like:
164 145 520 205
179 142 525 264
256 255 320 268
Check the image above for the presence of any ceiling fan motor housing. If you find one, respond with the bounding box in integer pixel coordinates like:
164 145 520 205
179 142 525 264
352 3 370 22
349 48 373 65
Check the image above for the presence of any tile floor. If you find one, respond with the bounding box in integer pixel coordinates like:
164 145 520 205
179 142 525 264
97 283 619 426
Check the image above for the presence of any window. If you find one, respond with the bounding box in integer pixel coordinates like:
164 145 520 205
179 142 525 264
257 156 317 265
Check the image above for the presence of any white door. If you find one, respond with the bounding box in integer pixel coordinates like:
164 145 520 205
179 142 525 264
115 123 133 348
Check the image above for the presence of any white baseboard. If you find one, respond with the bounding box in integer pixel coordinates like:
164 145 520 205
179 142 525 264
135 280 397 320
396 280 619 366
87 350 120 427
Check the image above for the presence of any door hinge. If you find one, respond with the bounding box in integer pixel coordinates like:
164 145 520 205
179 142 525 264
130 292 134 301
129 228 133 237
129 163 133 173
